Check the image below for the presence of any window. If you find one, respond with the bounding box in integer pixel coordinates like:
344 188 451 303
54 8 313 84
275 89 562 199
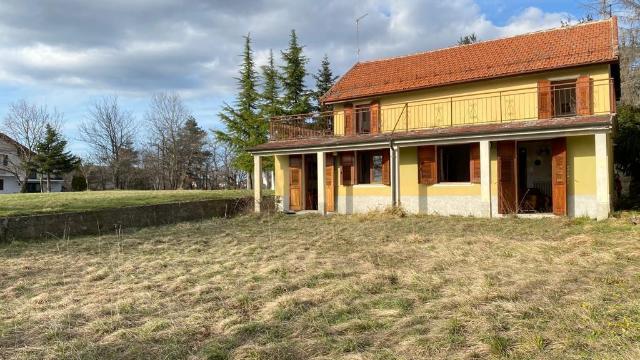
0 178 3 191
552 80 576 117
438 144 470 182
358 150 384 184
355 105 371 134
1 154 7 166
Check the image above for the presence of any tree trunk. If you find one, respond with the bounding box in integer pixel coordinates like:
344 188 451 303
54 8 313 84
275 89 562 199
46 173 51 192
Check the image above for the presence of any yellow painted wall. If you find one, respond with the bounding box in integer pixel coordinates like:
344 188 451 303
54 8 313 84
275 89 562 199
274 155 288 197
567 135 597 196
333 64 612 136
399 147 481 196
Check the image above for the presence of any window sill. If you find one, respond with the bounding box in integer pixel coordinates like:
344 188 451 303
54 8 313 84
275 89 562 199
431 182 475 186
352 183 387 188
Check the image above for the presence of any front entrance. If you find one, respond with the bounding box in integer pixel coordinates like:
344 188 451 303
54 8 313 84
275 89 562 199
304 155 318 210
288 154 335 213
497 138 567 215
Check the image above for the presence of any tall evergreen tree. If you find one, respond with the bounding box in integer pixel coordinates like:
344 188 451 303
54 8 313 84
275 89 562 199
214 34 266 187
179 116 209 188
31 124 80 192
312 54 338 112
280 29 311 114
259 49 283 118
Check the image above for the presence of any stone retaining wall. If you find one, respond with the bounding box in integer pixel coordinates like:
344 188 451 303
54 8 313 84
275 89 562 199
0 196 273 242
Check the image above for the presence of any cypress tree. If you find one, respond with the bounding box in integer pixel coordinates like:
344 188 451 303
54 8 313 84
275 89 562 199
31 124 80 192
312 54 338 112
259 49 283 118
214 34 266 187
280 30 311 114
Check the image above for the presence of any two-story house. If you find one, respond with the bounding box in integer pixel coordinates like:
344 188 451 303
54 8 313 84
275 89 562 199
250 18 620 220
0 132 64 193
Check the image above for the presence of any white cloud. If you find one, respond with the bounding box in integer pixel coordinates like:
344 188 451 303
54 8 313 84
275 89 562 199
0 0 574 153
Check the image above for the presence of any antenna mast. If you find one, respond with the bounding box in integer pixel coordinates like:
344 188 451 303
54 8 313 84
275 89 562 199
356 13 368 62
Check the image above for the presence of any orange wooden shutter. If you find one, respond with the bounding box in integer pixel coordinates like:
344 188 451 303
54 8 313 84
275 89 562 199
538 80 553 119
344 104 355 136
381 149 390 185
289 155 302 211
551 138 567 216
370 101 380 134
325 154 335 212
469 143 481 184
497 141 517 214
417 145 437 185
340 152 355 186
576 76 592 116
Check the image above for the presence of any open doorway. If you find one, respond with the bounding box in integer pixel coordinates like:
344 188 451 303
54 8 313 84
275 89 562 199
304 155 318 210
517 140 553 213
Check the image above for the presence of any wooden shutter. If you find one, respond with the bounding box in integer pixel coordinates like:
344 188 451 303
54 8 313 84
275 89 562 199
538 80 553 119
469 142 481 184
325 154 335 212
289 155 302 211
576 76 592 116
551 138 567 216
418 145 437 185
344 104 355 136
381 149 390 185
497 141 517 214
340 152 355 186
370 101 380 134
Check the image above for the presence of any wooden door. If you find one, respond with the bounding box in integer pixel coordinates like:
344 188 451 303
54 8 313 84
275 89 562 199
551 138 567 215
497 141 517 214
325 154 335 212
289 155 302 211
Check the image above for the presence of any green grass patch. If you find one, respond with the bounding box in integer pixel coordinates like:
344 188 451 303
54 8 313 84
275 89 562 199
0 189 256 216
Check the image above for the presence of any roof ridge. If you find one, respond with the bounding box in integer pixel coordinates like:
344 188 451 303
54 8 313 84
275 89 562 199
357 17 614 66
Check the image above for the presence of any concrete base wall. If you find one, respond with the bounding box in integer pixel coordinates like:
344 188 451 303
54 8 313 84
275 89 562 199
568 195 598 218
401 195 487 217
1 197 273 242
336 195 392 214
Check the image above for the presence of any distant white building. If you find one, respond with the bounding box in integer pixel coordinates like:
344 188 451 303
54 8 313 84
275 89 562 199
0 132 63 194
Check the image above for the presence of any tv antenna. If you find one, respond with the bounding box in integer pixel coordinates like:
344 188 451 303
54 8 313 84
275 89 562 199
356 13 368 62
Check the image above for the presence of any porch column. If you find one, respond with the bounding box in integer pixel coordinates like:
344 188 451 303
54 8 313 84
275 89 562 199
480 140 491 217
253 155 262 213
595 133 611 220
317 151 326 215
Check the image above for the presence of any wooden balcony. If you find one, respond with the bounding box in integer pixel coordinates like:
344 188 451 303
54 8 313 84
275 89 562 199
268 78 616 142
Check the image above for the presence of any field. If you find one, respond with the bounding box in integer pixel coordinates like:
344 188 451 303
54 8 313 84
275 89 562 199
0 190 253 217
1 212 640 359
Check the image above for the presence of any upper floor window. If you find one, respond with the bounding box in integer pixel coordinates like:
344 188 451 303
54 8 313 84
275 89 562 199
552 80 577 117
355 105 371 134
1 154 8 166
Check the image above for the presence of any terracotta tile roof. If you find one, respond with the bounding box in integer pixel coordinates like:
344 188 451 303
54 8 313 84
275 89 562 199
250 115 613 153
323 17 619 104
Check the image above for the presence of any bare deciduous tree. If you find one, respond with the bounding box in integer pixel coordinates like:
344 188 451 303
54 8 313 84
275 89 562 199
2 100 62 192
145 92 191 189
79 96 137 189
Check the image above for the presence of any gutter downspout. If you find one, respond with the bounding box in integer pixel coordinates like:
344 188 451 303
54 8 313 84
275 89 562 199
389 103 408 207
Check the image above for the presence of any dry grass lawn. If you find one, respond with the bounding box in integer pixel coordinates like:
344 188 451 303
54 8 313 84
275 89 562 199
1 212 640 359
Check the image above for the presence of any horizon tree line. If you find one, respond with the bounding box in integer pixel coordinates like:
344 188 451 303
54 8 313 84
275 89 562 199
0 29 339 192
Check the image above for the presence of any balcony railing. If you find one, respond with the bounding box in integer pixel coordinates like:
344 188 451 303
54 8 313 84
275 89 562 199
268 78 615 142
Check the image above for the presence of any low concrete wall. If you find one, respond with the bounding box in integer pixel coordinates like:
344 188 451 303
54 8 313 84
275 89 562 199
0 196 273 242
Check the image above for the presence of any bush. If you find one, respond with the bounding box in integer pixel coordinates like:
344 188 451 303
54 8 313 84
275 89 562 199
71 175 87 191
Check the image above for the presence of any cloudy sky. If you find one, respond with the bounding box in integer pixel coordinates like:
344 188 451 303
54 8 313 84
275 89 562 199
0 0 590 155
